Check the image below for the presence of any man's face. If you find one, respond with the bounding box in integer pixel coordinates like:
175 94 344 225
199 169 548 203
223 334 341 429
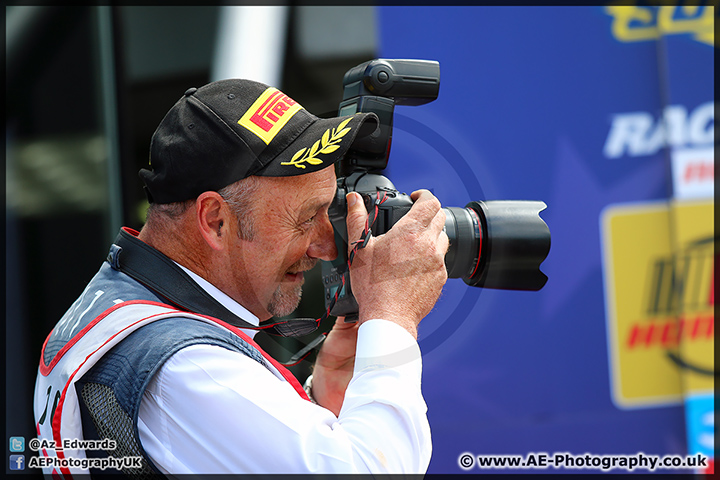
226 166 339 320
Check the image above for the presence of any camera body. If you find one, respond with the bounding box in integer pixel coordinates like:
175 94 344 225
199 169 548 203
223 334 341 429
323 172 415 318
321 59 551 321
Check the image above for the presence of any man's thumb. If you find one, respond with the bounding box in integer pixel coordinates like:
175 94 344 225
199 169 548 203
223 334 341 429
345 192 368 254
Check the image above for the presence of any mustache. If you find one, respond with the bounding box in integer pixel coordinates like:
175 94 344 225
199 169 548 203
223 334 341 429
288 257 318 273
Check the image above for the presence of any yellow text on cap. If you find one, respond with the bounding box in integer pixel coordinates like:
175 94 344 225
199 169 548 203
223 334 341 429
238 88 303 144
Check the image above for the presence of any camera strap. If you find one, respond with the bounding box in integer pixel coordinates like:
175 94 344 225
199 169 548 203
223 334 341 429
108 227 321 338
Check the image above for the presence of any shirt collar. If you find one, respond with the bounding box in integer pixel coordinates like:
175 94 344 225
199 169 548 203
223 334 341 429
175 263 260 336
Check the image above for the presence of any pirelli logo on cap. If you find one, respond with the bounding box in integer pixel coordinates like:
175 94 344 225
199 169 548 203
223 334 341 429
238 88 303 144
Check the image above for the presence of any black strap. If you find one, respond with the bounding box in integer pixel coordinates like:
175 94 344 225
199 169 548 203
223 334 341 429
108 228 320 337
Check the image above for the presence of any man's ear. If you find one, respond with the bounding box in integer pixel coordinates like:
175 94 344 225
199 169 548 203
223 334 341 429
195 192 229 251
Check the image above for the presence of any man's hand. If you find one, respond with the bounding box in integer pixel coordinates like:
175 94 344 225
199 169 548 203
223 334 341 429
345 190 449 338
310 316 358 416
310 190 448 414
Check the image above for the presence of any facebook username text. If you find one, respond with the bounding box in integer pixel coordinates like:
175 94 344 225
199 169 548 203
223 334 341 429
458 451 709 471
28 455 142 470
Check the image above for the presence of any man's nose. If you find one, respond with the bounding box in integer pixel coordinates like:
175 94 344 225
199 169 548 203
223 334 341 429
307 214 338 261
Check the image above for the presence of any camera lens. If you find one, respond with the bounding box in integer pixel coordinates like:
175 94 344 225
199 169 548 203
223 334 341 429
443 207 483 281
444 201 550 291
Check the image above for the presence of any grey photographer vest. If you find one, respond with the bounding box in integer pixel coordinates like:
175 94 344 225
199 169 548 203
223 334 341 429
34 234 310 479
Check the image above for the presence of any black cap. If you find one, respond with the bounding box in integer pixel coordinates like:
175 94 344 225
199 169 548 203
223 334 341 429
140 79 378 204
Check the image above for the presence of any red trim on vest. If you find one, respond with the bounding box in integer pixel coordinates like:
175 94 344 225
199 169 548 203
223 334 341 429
121 226 140 236
49 299 311 475
39 300 175 376
52 303 178 478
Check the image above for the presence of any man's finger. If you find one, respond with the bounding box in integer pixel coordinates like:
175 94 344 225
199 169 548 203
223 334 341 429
345 192 369 255
429 207 447 235
438 230 450 256
405 190 442 229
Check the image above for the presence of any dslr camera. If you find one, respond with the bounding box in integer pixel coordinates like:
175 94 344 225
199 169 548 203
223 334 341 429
321 59 551 321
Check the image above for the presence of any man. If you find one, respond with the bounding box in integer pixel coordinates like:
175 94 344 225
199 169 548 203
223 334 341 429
34 79 449 476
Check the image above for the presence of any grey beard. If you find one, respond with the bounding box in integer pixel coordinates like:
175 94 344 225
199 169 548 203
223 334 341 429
267 283 304 317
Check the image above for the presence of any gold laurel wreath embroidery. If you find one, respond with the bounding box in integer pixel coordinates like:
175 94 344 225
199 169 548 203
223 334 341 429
281 117 353 169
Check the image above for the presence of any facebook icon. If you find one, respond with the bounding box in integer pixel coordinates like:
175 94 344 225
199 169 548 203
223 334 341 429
9 455 25 470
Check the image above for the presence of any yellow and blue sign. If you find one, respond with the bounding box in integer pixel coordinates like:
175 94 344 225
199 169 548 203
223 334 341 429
605 3 715 46
602 200 714 408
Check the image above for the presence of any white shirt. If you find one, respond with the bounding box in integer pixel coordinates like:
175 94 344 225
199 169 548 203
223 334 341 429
137 271 431 474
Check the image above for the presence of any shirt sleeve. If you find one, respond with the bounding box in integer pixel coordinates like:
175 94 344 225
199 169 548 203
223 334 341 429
137 319 431 474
